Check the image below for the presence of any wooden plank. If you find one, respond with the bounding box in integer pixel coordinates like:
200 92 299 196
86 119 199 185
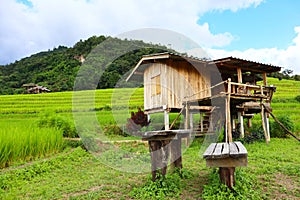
206 156 248 167
203 143 216 159
142 135 178 141
212 143 223 158
222 142 229 156
229 142 239 158
234 141 247 155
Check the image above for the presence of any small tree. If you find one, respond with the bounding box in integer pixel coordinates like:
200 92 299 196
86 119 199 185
270 115 294 138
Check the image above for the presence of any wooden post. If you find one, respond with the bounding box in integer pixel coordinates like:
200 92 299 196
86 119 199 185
184 103 189 130
247 118 252 128
237 67 243 83
260 104 269 144
226 79 232 142
147 113 151 124
238 112 244 138
264 112 270 142
262 72 267 86
164 110 169 130
200 111 203 132
219 167 236 189
189 113 193 130
186 113 193 146
232 118 236 131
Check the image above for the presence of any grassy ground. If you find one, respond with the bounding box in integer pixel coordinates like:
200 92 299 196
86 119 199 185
0 77 299 199
0 138 299 199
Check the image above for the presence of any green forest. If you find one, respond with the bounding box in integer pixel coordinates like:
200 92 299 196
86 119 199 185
0 36 174 95
1 35 299 95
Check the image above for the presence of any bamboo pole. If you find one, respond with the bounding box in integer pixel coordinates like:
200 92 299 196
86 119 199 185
226 79 232 142
260 103 270 144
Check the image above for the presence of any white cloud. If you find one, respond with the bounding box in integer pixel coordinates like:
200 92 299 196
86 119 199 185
206 26 300 74
0 0 263 65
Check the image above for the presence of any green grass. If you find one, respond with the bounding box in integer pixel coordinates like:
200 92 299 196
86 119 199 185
0 138 299 199
0 122 63 168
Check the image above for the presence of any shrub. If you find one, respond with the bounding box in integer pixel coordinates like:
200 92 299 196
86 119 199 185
241 122 265 143
270 115 294 138
130 173 182 199
202 169 263 200
38 113 78 138
243 127 265 143
295 95 300 103
103 124 128 137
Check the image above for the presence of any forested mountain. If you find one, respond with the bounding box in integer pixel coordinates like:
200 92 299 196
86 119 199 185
0 36 173 94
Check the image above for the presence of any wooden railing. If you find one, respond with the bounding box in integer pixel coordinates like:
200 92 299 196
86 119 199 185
184 78 276 102
225 79 276 101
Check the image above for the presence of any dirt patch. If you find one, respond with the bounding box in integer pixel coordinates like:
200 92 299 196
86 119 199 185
62 185 106 199
269 173 300 200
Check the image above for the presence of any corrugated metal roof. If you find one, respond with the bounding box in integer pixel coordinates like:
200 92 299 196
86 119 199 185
126 53 282 81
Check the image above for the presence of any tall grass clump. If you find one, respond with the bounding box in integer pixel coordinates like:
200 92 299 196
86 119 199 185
202 169 264 200
38 112 78 138
270 115 294 138
0 124 63 168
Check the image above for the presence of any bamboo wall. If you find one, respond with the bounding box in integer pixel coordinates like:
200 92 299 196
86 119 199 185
144 60 211 111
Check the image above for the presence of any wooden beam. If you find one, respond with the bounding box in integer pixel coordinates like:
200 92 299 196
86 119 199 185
262 72 267 86
237 67 242 83
206 157 247 167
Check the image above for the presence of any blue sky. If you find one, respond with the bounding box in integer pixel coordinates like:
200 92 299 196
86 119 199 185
199 0 300 50
1 0 300 74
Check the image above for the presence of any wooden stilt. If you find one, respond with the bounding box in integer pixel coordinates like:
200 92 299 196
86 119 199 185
225 99 232 142
247 118 252 128
200 111 203 132
265 112 270 142
260 104 269 144
164 110 169 130
184 103 189 130
219 167 236 189
238 112 244 138
226 79 232 142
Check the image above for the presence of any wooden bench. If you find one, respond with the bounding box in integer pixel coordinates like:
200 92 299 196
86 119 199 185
203 142 248 189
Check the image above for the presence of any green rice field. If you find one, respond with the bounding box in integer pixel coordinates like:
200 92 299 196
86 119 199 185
0 78 299 166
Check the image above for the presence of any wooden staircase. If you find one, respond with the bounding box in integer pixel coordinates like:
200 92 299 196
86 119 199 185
193 106 221 136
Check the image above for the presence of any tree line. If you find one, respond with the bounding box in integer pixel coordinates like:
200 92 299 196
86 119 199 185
0 36 172 95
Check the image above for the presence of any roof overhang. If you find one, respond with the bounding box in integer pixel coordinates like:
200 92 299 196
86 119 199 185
126 53 282 82
208 57 281 74
126 52 207 82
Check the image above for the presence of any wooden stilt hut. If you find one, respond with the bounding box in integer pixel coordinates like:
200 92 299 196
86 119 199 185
126 52 281 183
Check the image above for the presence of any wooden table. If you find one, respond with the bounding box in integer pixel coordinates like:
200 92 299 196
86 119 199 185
203 142 248 189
